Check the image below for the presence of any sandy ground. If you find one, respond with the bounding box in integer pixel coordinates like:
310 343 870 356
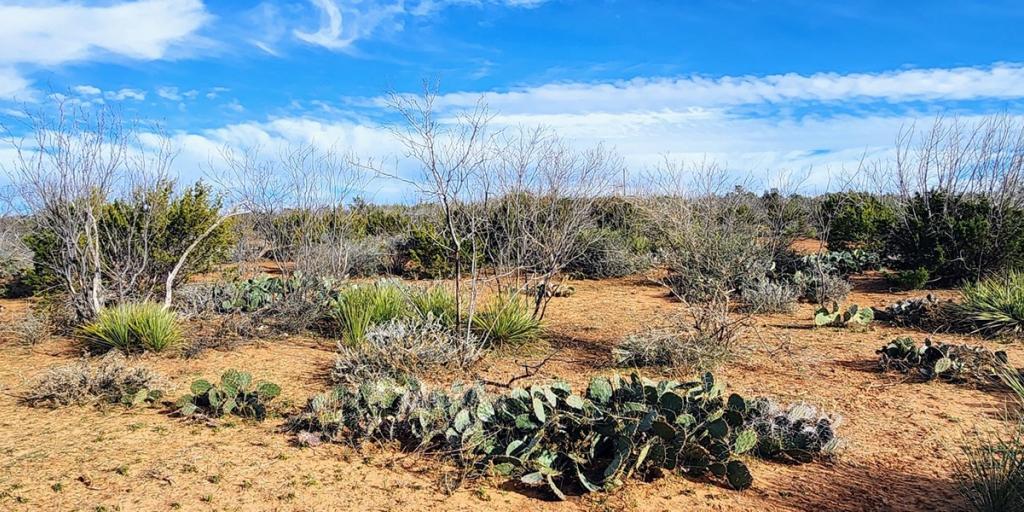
0 275 1020 512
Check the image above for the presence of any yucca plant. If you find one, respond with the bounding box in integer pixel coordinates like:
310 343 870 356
955 425 1024 512
955 271 1024 337
471 292 540 346
327 281 410 345
407 284 458 328
80 302 182 353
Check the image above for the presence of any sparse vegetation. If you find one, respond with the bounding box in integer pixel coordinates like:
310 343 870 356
332 318 483 385
20 352 164 408
877 337 1011 385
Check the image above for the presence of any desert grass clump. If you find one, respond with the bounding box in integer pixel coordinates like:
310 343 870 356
332 318 483 385
741 279 799 313
471 292 541 347
80 302 182 353
327 280 410 345
20 352 164 408
954 271 1024 337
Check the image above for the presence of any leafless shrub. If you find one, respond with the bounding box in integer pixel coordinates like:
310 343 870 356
3 308 51 346
741 279 799 313
332 317 483 385
20 352 164 408
294 235 389 279
172 282 221 318
642 160 776 303
613 301 746 372
795 271 852 305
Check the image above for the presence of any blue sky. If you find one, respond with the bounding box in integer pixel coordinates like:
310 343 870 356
2 0 1024 197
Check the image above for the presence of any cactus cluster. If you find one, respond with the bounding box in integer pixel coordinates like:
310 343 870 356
175 369 282 421
873 294 949 328
877 337 1011 384
216 273 336 313
289 372 840 498
744 400 841 463
798 250 880 277
814 302 874 328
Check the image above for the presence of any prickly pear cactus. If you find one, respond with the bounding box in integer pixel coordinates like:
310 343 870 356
814 302 873 328
175 369 282 421
877 337 1011 384
289 371 843 499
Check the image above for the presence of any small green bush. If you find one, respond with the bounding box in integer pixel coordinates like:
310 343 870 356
471 292 540 346
80 303 182 353
820 192 895 253
327 281 410 345
175 369 281 421
954 272 1024 337
884 267 930 290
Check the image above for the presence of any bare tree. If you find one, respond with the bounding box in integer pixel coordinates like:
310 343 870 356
374 81 494 329
486 126 620 319
212 142 367 280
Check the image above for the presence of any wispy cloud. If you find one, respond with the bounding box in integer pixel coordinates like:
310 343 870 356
409 63 1024 115
0 0 210 100
294 0 550 52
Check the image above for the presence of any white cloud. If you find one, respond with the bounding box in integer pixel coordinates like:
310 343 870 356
73 85 102 96
295 0 549 51
0 0 210 100
105 88 146 101
408 63 1024 114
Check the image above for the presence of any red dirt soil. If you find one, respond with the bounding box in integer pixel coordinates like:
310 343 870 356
0 275 1019 511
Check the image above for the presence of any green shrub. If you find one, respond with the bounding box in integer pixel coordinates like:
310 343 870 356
885 267 930 290
20 352 164 408
886 191 1024 284
954 271 1024 337
471 292 540 346
24 181 235 299
327 281 409 345
288 372 841 497
820 192 896 253
395 222 455 278
80 303 182 353
175 369 281 421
